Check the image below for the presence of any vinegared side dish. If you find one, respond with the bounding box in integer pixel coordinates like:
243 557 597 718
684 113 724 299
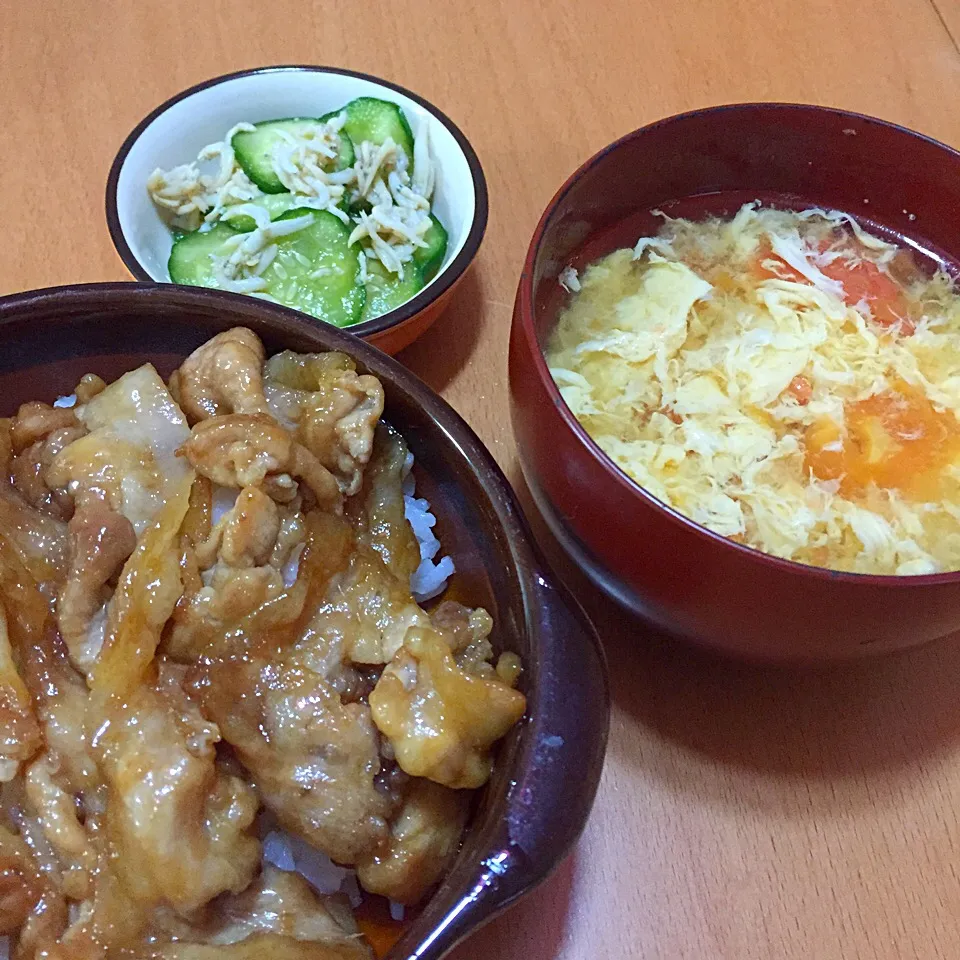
0 329 524 959
548 203 960 575
147 98 448 327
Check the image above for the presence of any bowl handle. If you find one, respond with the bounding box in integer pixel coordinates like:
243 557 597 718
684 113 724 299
388 569 610 960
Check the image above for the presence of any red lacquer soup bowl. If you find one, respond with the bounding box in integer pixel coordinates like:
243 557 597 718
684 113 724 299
510 103 960 661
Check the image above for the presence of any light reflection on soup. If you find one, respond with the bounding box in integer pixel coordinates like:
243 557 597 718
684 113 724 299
546 203 960 575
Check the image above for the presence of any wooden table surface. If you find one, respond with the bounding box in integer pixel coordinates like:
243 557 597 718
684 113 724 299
4 2 960 957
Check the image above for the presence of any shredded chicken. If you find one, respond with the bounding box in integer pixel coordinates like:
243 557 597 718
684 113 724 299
370 627 527 789
200 486 281 569
318 549 431 666
348 424 421 582
0 604 41 783
0 483 68 589
186 512 394 866
192 866 371 956
57 494 137 671
23 756 94 873
95 664 261 914
9 403 87 520
0 822 47 935
16 615 99 794
195 653 392 867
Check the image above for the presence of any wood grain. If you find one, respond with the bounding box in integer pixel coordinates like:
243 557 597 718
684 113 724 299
4 1 960 956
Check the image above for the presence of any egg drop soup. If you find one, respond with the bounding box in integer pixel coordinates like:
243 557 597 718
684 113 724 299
546 204 960 575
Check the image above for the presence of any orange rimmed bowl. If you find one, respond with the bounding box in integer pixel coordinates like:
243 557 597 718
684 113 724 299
105 66 487 355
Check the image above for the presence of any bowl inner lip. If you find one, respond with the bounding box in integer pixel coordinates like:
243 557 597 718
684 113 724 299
104 64 489 340
518 100 960 588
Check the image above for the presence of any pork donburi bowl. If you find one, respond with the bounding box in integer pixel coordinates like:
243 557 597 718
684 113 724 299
0 326 527 959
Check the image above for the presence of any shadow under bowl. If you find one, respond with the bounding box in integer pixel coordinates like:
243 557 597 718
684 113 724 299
510 102 960 662
0 282 608 959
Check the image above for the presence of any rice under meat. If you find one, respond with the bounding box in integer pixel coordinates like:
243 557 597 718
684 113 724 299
403 457 456 601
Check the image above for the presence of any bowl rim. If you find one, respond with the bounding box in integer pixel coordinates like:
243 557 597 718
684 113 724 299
517 100 960 589
104 64 489 340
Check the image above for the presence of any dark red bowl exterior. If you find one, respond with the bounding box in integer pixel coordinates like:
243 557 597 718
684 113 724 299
0 283 609 959
510 103 960 661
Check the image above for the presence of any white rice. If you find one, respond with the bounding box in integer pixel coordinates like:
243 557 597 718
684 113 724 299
210 485 240 525
403 453 455 602
263 829 349 893
263 829 369 908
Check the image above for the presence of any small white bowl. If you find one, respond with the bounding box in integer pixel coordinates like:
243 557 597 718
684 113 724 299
105 65 487 353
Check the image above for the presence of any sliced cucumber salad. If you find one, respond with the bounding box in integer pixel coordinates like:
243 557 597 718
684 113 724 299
232 118 356 194
221 192 302 232
361 259 425 323
332 97 415 171
147 97 451 329
414 214 448 283
169 210 365 327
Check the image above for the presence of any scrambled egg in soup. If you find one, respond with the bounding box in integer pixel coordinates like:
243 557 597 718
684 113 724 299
547 203 960 575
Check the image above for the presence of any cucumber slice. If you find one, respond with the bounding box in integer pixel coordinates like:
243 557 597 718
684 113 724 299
329 98 415 170
263 208 365 326
413 214 448 282
361 258 425 322
168 210 365 328
232 120 355 194
168 223 240 285
221 194 302 233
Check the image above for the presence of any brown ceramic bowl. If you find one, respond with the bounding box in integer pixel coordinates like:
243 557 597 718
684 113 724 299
510 102 960 662
105 66 488 355
0 283 608 958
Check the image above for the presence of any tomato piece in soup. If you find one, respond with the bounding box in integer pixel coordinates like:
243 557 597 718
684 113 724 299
804 381 960 498
751 232 915 334
819 254 914 333
750 240 809 284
